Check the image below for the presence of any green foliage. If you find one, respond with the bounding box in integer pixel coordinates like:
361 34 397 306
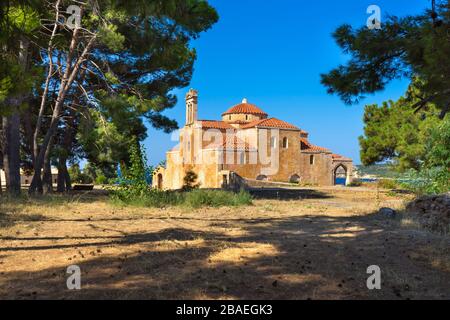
359 82 440 171
377 179 398 190
0 77 12 103
95 174 108 185
182 170 200 191
110 139 152 201
321 4 450 118
6 6 40 34
401 115 450 195
98 23 125 51
347 179 362 187
111 189 252 209
110 190 182 208
401 167 450 195
183 189 252 208
425 115 450 169
78 108 143 178
1 0 218 196
68 163 93 184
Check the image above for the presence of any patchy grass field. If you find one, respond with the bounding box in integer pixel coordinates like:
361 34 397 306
0 187 449 300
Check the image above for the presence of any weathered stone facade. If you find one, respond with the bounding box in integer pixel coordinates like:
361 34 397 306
153 89 353 190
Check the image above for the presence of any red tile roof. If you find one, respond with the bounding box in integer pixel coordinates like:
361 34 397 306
222 102 268 117
241 118 300 130
332 154 352 161
300 138 331 153
199 120 235 130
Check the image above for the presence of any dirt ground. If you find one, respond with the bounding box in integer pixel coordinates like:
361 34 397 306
0 187 449 300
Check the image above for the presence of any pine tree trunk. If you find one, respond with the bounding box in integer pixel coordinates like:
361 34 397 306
57 157 71 192
29 29 96 195
64 165 72 192
2 37 30 196
42 141 53 194
56 105 77 193
2 112 21 196
57 161 65 192
0 116 4 194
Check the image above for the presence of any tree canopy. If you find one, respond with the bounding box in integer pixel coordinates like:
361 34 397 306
359 81 440 171
0 0 218 195
321 0 450 119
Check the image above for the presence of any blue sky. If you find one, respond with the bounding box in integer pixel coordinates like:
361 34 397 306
144 0 428 165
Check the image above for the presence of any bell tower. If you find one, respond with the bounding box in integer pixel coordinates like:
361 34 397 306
185 89 198 125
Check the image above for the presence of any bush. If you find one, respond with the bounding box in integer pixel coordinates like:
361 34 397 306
111 189 182 208
182 170 200 191
111 189 253 208
68 163 93 184
348 179 362 187
95 174 108 185
110 140 153 201
401 167 450 195
377 179 398 189
183 189 252 208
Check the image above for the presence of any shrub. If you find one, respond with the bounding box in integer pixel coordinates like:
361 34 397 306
401 116 450 195
377 179 398 190
68 163 93 184
401 167 450 195
348 179 362 187
111 190 182 208
183 189 252 208
95 174 108 185
182 170 200 191
110 140 153 201
111 189 252 208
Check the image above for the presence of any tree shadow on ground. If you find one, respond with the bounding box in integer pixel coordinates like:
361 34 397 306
0 212 47 229
248 188 332 200
0 212 449 300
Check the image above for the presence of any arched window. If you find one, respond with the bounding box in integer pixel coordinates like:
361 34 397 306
282 137 289 149
310 155 314 165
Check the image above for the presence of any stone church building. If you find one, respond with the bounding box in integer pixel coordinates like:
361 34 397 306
153 89 353 190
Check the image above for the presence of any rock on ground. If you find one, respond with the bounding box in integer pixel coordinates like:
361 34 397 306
406 193 450 234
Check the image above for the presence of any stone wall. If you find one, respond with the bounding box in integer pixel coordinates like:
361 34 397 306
299 152 334 185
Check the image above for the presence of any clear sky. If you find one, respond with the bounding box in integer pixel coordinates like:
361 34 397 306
144 0 428 166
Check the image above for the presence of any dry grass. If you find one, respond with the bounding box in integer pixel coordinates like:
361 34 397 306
0 187 449 300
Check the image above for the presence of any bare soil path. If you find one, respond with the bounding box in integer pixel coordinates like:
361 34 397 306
0 188 449 299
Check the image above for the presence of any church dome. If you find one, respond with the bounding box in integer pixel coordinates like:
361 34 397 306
222 98 268 117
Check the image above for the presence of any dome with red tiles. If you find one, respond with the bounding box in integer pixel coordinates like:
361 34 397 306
222 99 268 117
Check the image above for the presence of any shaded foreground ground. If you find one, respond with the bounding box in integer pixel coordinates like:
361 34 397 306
0 187 449 300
